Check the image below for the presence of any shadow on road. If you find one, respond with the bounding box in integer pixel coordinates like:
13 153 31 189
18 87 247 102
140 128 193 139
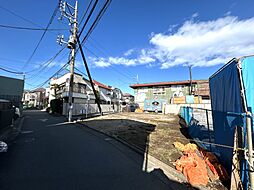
0 111 195 190
80 118 195 189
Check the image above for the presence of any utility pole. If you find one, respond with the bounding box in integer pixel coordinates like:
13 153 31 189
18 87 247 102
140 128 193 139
58 1 78 122
22 73 26 105
189 66 192 95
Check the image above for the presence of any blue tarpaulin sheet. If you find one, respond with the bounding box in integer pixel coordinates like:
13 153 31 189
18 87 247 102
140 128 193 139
209 56 254 189
241 56 254 113
209 59 244 172
180 106 193 125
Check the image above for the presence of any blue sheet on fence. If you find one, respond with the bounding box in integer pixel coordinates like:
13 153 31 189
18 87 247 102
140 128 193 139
241 56 254 113
180 107 193 125
209 59 244 172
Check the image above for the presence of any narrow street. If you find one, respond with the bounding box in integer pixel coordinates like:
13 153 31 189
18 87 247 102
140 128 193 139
0 110 179 190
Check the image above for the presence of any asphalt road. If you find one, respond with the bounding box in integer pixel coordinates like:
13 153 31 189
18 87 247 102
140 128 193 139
0 110 181 190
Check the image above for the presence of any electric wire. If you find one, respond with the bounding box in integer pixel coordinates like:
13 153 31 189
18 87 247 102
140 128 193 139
78 0 98 37
86 39 135 80
0 66 24 75
26 46 67 79
27 0 110 89
80 0 112 44
83 46 134 83
33 62 69 89
0 24 68 31
0 5 43 28
23 2 60 68
79 0 93 26
74 66 88 77
77 0 136 82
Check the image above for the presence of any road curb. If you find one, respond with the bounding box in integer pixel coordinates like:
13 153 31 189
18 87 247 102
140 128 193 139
76 121 188 186
7 116 25 143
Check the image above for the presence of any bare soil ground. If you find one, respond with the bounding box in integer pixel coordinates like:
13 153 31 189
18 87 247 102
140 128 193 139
81 112 189 168
81 112 227 190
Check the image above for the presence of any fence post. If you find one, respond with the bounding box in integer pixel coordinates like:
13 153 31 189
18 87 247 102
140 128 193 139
246 112 254 190
206 109 212 151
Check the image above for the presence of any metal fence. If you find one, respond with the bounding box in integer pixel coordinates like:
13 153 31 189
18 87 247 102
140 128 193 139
180 106 214 150
180 106 254 190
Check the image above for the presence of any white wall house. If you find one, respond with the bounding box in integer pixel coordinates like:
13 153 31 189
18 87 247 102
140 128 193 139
23 88 46 108
48 73 123 116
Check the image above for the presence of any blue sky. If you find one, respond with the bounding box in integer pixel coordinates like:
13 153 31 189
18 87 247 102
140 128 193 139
0 0 254 94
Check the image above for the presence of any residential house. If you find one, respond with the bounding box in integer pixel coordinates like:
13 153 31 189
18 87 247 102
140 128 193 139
130 80 210 109
23 88 46 108
122 93 134 104
49 73 123 115
93 80 112 104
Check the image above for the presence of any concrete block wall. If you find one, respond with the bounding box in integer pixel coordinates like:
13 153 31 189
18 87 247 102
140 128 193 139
63 103 116 116
164 103 211 114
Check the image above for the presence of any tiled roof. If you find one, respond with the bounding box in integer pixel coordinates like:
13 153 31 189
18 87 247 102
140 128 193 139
93 80 112 90
32 88 46 92
130 80 199 88
123 93 134 97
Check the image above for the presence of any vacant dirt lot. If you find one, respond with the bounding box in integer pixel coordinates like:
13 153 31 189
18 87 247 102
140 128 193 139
80 112 227 190
81 112 190 168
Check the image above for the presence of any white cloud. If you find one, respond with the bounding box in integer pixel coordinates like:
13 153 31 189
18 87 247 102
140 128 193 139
192 12 199 18
33 60 60 69
124 49 135 56
137 49 155 64
90 57 111 67
75 60 83 68
90 16 254 69
90 50 156 67
150 16 254 68
91 57 137 67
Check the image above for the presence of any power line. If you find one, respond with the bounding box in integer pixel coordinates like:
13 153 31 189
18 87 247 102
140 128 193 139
25 82 38 87
80 0 112 44
74 66 88 77
0 24 68 31
0 63 24 73
23 3 60 68
26 46 67 79
83 46 134 82
78 0 99 37
0 5 62 36
73 0 112 65
86 39 135 79
33 62 69 89
60 0 111 69
0 66 24 75
0 5 43 28
79 0 93 26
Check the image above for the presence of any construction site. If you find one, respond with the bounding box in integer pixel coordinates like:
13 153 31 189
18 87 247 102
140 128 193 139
1 1 254 190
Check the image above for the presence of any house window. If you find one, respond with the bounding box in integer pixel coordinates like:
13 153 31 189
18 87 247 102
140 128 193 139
153 87 165 95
